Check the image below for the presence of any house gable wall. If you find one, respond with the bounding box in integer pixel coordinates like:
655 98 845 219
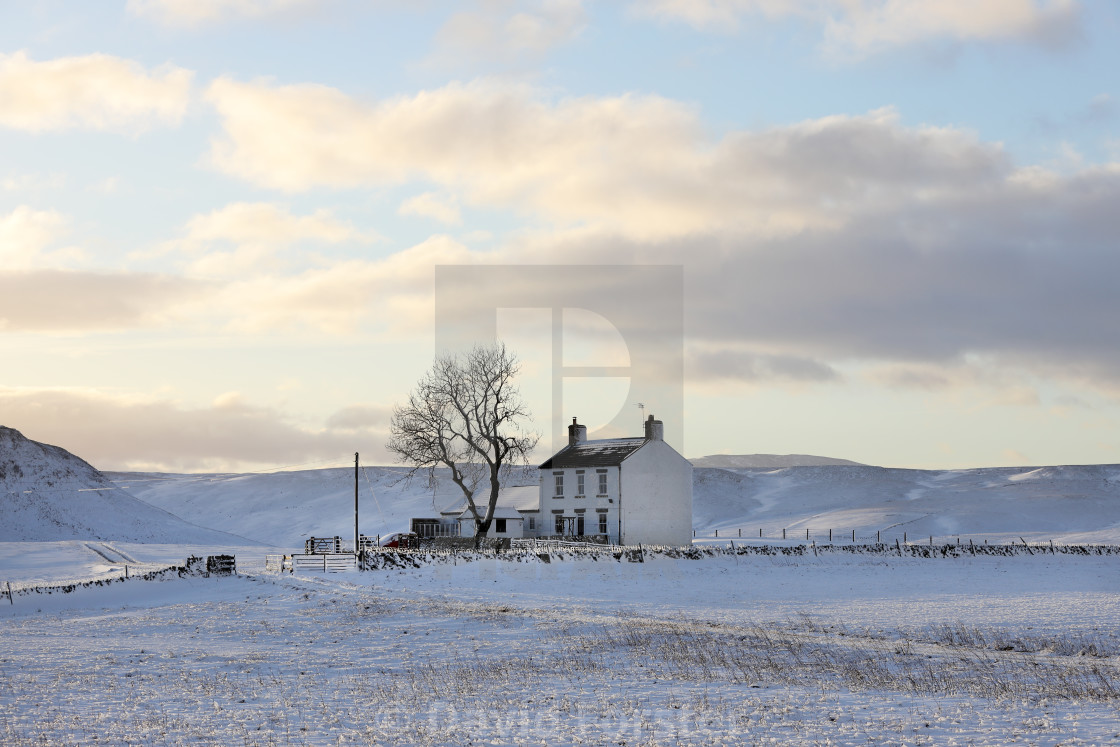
618 440 693 546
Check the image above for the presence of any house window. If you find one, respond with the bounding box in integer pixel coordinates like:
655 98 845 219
598 472 608 495
555 513 565 534
528 516 535 531
495 518 507 533
554 473 564 497
598 512 608 534
576 473 585 498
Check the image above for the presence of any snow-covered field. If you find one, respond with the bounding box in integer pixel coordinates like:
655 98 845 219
3 428 1119 744
2 548 1119 745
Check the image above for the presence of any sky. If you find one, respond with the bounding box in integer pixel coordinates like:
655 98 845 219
2 0 1120 472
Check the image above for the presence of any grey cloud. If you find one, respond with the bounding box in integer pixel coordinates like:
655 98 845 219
0 270 207 331
507 162 1120 390
688 350 839 384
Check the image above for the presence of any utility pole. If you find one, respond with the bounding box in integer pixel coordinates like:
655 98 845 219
354 452 359 556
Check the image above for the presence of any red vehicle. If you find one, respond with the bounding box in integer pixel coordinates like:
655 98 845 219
378 532 418 549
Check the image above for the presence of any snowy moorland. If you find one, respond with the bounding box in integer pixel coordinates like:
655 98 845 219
108 460 1120 548
2 427 1119 744
2 549 1118 745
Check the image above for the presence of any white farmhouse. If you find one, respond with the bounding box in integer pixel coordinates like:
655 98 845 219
528 416 693 546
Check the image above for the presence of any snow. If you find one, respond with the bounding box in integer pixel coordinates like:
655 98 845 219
1 551 1118 745
0 427 255 545
106 462 1120 548
3 431 1120 744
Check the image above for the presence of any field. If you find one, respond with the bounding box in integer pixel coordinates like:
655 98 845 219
2 546 1119 745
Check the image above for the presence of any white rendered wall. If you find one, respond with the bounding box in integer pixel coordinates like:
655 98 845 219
618 441 693 546
458 516 524 538
538 465 620 542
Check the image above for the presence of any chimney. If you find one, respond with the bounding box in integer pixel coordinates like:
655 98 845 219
568 417 587 447
643 414 663 441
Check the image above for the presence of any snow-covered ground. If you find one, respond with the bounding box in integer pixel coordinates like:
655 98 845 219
108 461 1120 548
2 550 1118 745
3 428 1119 744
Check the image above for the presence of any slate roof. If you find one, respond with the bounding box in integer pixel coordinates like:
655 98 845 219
457 506 524 521
538 438 647 469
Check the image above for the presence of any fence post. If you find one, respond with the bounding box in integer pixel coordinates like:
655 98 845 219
782 528 786 540
759 527 762 538
5 581 12 605
829 529 832 542
738 528 741 538
876 530 880 543
852 529 855 542
806 528 809 540
715 529 718 537
904 532 907 544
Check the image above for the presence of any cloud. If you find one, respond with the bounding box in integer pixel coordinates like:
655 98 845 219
202 75 1120 395
688 349 840 384
0 51 192 133
0 387 392 472
0 206 72 268
213 234 475 334
157 202 376 277
326 404 392 430
206 79 1004 238
126 0 320 27
432 0 587 64
398 192 462 225
2 172 67 193
634 0 1083 54
0 270 207 332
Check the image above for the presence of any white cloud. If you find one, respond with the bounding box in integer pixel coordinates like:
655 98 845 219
0 206 70 268
126 0 319 27
2 172 67 192
0 51 192 133
158 202 375 277
398 192 462 225
634 0 1082 53
206 79 1004 239
213 234 475 334
433 0 587 64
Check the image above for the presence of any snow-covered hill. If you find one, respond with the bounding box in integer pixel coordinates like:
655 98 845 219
107 466 542 548
111 461 1120 547
0 426 256 544
690 454 865 468
692 464 1120 544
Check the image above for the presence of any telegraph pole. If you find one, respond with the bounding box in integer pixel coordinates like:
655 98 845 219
354 452 359 557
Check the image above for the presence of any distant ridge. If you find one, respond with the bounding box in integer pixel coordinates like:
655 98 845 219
690 454 868 469
0 425 255 543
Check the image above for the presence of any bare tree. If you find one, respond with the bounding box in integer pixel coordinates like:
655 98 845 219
387 342 539 546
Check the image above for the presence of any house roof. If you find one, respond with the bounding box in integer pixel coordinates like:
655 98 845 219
539 438 647 469
458 506 524 521
441 484 539 516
